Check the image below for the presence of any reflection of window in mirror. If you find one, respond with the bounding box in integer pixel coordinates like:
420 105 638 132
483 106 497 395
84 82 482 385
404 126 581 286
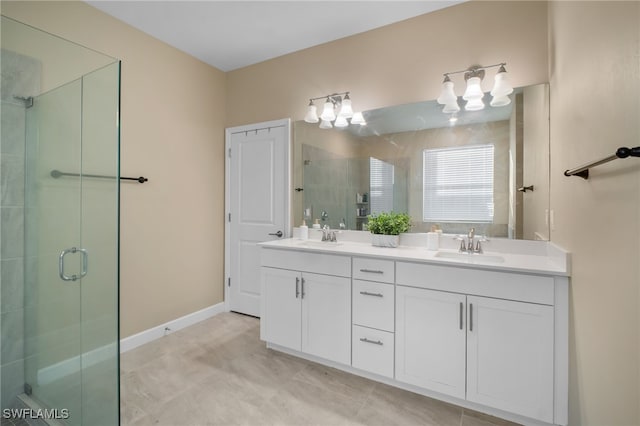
423 145 495 223
370 157 394 215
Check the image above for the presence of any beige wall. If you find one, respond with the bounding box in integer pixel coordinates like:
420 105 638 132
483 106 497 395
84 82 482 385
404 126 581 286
226 1 549 127
549 2 640 425
5 2 639 423
1 1 227 337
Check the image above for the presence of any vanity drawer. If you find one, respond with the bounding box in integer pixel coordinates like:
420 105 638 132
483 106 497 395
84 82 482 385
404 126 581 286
353 257 394 283
396 261 555 305
261 248 351 277
353 280 394 332
352 325 394 378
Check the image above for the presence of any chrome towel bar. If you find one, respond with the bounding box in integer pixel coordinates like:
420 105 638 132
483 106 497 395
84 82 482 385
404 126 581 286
51 169 148 183
564 146 640 179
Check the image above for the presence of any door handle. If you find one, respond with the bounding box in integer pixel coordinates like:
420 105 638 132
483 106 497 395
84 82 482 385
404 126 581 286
268 230 283 238
517 185 534 193
59 247 88 282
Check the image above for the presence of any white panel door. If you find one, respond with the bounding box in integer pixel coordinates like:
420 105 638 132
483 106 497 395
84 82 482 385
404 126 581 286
466 295 554 423
227 120 289 316
395 286 467 399
261 267 301 350
301 272 351 365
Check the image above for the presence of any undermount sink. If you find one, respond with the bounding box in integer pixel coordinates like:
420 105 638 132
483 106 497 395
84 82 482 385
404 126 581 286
434 250 505 264
298 240 343 247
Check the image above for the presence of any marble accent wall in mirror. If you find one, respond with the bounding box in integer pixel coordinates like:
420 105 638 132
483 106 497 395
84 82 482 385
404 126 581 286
293 84 549 240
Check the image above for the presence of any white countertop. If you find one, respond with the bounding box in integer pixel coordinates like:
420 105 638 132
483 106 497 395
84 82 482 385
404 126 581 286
259 237 570 277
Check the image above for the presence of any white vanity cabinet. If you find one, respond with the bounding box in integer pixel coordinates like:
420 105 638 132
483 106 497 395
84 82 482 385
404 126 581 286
260 250 351 365
466 295 554 423
395 286 467 399
259 240 569 426
395 261 558 424
351 257 395 378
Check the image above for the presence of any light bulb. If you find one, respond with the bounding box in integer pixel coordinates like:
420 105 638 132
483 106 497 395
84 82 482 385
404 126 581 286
351 112 366 125
491 65 513 97
304 102 319 123
334 116 349 128
463 76 484 101
437 77 457 105
490 94 511 107
320 98 336 121
465 97 485 111
443 100 460 113
338 95 354 118
319 119 333 129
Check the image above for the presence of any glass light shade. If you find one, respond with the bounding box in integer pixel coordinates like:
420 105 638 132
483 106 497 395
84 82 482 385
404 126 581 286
490 94 511 107
463 76 484 100
334 116 349 128
437 81 457 105
442 100 460 113
320 99 336 121
319 119 333 129
351 111 366 125
304 104 319 123
491 69 513 97
465 97 485 111
338 98 354 118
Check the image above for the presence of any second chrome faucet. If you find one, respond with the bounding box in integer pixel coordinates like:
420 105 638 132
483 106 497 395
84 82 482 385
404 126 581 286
456 227 487 254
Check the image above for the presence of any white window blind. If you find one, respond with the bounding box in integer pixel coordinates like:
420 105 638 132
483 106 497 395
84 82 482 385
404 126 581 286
423 145 494 222
370 157 394 215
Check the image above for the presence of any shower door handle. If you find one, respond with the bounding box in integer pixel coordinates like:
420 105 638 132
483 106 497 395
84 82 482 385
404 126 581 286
59 247 88 282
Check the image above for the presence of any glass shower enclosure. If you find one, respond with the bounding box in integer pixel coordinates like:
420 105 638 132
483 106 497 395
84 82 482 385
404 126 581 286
1 16 120 425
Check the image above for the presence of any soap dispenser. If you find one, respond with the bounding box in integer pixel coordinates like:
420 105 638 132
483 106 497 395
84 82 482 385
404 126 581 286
299 220 309 240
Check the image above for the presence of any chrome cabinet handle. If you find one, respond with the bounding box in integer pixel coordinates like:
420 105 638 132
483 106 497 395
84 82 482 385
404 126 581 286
59 247 88 282
359 269 384 274
268 230 283 238
469 303 473 332
295 276 300 299
360 337 383 346
359 291 383 298
459 302 463 330
301 277 305 299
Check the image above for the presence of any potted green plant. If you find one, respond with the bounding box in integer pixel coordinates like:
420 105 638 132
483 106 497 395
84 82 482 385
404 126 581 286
367 212 411 248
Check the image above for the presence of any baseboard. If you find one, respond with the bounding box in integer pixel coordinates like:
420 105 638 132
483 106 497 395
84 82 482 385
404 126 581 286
37 343 117 386
34 303 226 386
119 302 227 353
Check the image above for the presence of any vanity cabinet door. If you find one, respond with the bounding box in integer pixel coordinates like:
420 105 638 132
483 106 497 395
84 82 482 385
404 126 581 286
466 295 554 423
261 267 301 351
395 286 466 399
301 272 351 365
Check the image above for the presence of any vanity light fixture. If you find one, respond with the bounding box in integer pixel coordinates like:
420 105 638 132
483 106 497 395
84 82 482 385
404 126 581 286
436 63 514 113
304 92 364 129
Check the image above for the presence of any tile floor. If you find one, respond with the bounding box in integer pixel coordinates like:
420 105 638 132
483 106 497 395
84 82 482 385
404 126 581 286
121 312 520 426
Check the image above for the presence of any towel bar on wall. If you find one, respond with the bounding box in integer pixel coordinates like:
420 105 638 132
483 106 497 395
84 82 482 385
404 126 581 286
564 146 640 179
51 169 148 183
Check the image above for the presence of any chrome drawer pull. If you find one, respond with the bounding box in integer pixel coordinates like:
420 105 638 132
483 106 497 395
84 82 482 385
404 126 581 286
360 337 383 346
359 291 383 298
359 269 384 274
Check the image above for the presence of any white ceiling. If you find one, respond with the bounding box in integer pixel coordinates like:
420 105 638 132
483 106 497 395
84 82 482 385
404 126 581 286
87 1 464 72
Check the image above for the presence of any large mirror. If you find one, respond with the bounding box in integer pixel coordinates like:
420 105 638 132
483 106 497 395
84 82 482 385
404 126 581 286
293 83 549 240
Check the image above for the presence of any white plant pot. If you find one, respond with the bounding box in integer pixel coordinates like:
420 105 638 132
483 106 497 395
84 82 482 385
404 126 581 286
371 234 399 248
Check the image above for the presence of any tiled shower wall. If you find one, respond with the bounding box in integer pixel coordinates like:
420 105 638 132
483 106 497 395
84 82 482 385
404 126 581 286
1 49 40 409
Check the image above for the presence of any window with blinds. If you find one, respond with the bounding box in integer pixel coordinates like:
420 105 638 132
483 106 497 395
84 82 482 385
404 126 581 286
370 157 394 215
422 144 494 222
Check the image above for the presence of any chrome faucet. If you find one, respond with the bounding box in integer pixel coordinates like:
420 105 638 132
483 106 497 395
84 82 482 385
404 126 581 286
321 225 337 243
456 227 488 254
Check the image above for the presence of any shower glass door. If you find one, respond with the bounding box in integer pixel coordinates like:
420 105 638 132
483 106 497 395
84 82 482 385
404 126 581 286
23 61 120 425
